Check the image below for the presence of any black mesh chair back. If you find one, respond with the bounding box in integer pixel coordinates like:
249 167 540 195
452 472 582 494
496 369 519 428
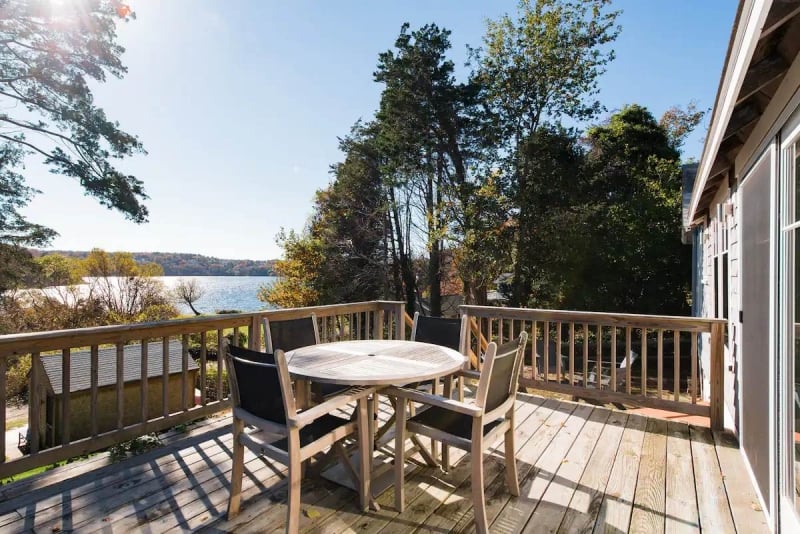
411 313 463 352
228 354 286 424
482 336 527 413
229 343 275 364
266 316 318 353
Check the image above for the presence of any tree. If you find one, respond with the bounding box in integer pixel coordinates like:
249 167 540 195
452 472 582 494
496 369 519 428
510 125 591 307
475 0 620 305
581 104 698 314
375 23 480 315
259 230 326 309
173 278 205 316
0 244 37 293
82 248 175 322
0 0 147 249
313 124 390 303
260 123 392 308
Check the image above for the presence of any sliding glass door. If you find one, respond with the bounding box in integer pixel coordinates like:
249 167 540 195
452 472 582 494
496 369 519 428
780 108 800 530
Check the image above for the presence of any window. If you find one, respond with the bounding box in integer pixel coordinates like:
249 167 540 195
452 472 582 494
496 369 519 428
714 201 730 321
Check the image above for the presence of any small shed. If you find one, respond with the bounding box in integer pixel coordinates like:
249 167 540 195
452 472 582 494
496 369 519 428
31 340 199 448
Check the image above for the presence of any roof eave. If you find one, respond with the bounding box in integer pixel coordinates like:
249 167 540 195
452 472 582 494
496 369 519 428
689 0 773 221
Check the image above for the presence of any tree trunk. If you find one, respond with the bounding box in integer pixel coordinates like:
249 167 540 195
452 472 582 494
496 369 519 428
429 240 442 316
388 187 417 317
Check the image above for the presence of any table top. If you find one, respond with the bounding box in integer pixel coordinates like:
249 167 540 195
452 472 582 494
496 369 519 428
286 339 466 386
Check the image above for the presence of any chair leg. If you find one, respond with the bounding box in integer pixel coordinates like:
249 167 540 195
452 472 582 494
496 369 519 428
442 376 454 471
430 378 439 463
504 411 520 496
286 436 302 533
227 419 245 519
471 441 488 534
357 397 372 512
394 396 407 512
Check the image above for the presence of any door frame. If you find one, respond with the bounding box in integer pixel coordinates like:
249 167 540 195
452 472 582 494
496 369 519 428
779 105 800 532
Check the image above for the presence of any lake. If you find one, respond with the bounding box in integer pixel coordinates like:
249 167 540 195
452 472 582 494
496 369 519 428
157 276 277 314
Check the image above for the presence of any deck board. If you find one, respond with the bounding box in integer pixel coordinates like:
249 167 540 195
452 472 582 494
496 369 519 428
523 407 611 533
690 425 737 533
665 421 700 533
629 417 667 533
713 429 770 533
0 393 766 534
556 412 628 533
592 413 648 533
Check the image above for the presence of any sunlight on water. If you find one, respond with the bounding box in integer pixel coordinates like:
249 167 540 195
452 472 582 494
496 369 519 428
158 276 277 314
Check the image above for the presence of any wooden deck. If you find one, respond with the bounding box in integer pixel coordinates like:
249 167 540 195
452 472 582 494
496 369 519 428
0 393 767 533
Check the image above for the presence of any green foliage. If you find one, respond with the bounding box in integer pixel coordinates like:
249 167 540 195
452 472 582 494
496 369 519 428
33 254 84 287
5 354 30 401
375 23 485 314
311 124 389 304
578 104 693 314
259 229 326 308
264 4 697 318
198 363 230 402
476 0 620 144
0 0 148 248
509 126 591 306
475 0 621 306
108 434 162 462
0 244 38 293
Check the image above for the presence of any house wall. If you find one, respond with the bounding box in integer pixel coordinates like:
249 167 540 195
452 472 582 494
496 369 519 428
694 51 800 530
48 372 197 447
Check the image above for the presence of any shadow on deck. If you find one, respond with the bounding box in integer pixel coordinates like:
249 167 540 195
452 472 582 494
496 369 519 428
0 394 767 533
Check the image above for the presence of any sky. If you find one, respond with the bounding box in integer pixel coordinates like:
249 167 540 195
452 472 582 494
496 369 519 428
20 0 738 261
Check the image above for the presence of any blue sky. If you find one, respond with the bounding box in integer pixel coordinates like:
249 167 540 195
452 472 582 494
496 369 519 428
22 0 736 261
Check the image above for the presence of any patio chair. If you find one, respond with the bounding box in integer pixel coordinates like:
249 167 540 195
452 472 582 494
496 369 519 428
224 346 375 532
409 312 470 466
410 312 467 353
409 312 469 391
387 331 529 534
264 314 349 401
228 343 275 364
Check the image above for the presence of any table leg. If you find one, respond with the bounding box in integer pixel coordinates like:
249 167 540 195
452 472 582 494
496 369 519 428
295 379 311 409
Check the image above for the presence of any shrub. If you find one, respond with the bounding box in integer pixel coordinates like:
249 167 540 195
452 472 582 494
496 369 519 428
6 354 31 401
196 363 230 402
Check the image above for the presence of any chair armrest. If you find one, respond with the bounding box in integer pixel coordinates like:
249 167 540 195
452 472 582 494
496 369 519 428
289 385 376 428
385 386 482 417
454 369 481 381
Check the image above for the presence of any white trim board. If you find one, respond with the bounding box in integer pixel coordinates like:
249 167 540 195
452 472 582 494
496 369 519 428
689 0 773 221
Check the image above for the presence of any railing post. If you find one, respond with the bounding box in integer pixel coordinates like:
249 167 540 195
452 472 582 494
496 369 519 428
395 302 405 340
249 314 261 350
0 354 6 462
373 307 384 340
710 322 725 430
460 308 470 358
30 352 40 453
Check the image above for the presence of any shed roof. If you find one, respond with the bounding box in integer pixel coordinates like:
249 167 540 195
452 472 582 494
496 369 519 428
40 340 199 396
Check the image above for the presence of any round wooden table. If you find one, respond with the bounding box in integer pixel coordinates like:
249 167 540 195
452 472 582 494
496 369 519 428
286 339 466 500
286 339 466 386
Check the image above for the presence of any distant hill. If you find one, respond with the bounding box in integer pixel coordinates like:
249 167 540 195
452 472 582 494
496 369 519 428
35 250 278 276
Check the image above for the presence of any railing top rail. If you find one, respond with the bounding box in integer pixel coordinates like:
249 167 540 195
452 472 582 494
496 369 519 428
0 300 399 356
459 304 726 332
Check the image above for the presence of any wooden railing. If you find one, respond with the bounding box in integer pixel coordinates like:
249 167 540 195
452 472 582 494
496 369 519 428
0 300 405 479
460 305 726 430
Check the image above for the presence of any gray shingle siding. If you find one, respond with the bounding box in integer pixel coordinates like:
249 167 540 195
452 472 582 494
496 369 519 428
40 340 200 395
